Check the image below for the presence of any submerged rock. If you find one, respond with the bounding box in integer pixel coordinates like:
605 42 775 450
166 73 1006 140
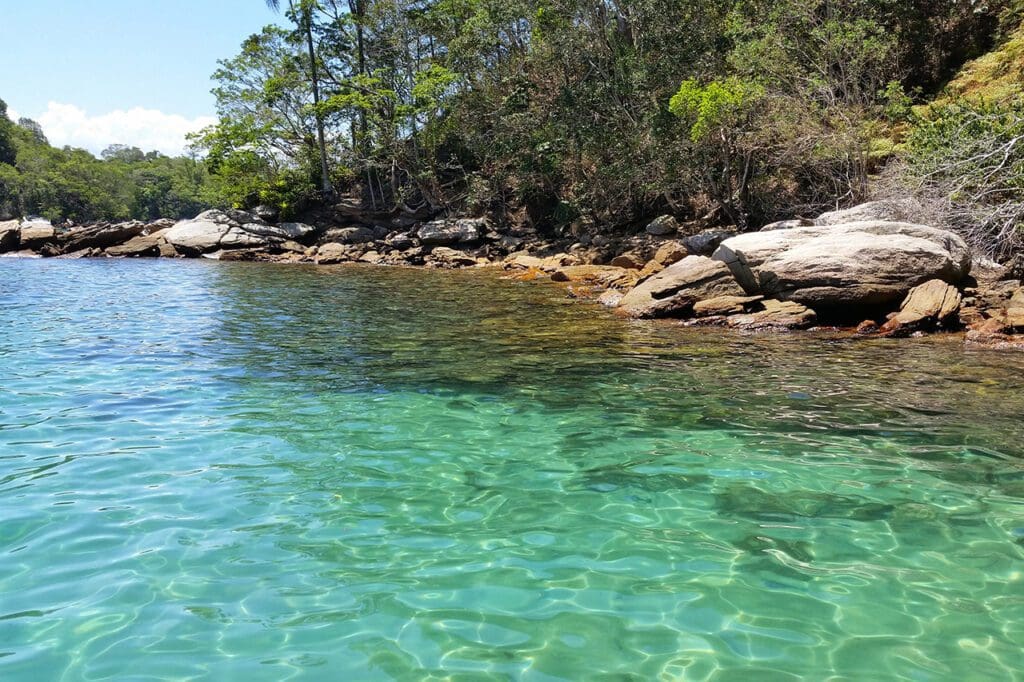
598 289 624 307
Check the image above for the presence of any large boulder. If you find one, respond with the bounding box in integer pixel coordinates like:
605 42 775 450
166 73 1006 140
0 219 20 252
105 228 174 258
417 218 484 246
61 221 148 252
815 199 923 226
713 221 971 308
19 219 55 249
165 219 253 254
315 242 362 265
164 209 307 255
617 256 746 318
246 221 318 242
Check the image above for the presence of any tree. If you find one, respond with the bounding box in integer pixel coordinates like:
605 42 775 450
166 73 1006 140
266 0 335 198
0 98 16 166
670 77 764 227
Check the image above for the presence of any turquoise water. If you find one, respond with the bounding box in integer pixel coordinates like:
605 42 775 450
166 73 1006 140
1 259 1023 681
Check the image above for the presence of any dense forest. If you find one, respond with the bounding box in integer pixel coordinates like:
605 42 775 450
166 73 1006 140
0 99 213 223
2 0 1023 255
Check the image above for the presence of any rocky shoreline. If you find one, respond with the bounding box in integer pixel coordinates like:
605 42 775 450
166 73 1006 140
3 200 1023 349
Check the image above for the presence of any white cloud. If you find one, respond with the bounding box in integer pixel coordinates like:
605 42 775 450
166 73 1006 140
6 106 19 122
34 102 216 157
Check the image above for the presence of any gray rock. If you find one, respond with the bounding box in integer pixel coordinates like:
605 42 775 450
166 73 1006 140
682 229 737 256
316 242 358 264
761 219 813 231
645 215 678 236
385 232 416 250
417 218 484 246
617 256 746 318
245 221 317 242
713 221 971 308
252 204 279 223
164 219 233 254
321 226 377 244
815 199 923 226
215 226 267 250
225 208 263 226
62 221 147 252
429 246 477 268
970 256 1007 283
105 228 172 257
192 209 238 226
165 211 308 255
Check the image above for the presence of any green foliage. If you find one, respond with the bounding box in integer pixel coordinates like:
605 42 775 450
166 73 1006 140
880 80 914 123
12 0 1015 238
0 100 216 222
670 78 762 142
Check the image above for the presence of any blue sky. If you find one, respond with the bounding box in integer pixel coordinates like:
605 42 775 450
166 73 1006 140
0 0 283 155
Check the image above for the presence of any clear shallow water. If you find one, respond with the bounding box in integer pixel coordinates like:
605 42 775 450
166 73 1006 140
1 259 1023 681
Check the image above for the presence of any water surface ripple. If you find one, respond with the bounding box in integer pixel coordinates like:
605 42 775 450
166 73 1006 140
1 259 1023 680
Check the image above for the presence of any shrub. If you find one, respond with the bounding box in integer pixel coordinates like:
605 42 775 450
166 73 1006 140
888 99 1024 258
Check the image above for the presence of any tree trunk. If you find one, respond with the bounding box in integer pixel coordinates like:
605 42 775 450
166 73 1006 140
303 7 333 198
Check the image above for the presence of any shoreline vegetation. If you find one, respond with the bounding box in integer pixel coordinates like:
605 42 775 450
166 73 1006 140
3 199 1024 351
2 2 1023 348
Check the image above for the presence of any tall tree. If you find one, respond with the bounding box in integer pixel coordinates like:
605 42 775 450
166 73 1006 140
267 0 335 198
